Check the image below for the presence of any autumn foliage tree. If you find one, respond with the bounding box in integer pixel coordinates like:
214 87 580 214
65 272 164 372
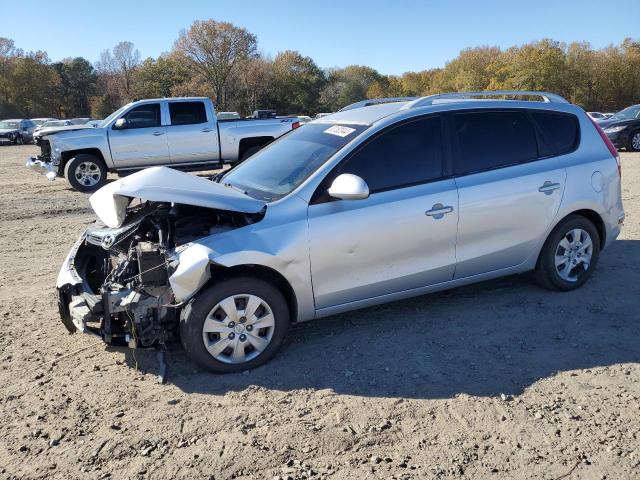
1 27 639 119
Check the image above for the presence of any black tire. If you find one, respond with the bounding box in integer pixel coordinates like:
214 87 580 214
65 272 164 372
64 154 107 192
180 276 290 373
240 145 262 162
534 215 600 291
13 134 23 145
628 130 640 152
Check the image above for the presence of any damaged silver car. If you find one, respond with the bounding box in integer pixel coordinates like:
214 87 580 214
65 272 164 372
58 91 624 373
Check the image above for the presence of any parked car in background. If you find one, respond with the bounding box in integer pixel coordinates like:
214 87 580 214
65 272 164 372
600 104 640 151
587 112 607 121
314 113 332 119
31 117 58 126
0 119 36 144
54 90 624 373
217 112 241 120
297 115 312 124
26 97 300 191
70 117 93 125
33 120 76 145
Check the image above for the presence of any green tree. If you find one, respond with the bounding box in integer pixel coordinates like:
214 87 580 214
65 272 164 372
267 50 325 114
53 57 96 117
133 55 190 99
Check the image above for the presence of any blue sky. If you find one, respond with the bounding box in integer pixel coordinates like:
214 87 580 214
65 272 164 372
4 0 639 75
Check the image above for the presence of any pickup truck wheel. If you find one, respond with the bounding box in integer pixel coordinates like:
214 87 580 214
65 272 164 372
180 276 290 373
64 154 107 192
240 145 262 162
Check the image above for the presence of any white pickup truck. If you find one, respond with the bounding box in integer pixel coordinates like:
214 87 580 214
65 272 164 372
26 97 300 192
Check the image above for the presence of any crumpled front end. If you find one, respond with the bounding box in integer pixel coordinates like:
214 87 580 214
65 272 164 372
57 199 262 347
25 138 59 181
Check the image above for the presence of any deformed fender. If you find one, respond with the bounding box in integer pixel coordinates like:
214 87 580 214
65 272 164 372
167 198 315 320
168 243 215 301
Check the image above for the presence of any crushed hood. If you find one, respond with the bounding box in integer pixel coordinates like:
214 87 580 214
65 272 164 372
89 167 265 228
40 125 92 137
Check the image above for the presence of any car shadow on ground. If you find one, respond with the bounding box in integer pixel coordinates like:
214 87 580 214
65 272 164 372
122 239 640 399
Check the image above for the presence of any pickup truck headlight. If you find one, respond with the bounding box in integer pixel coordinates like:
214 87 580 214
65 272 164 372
604 125 627 133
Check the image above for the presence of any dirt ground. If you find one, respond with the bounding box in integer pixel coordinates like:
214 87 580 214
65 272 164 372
0 145 638 480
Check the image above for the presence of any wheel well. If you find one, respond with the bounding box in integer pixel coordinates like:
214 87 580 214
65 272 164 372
238 137 273 160
60 148 106 172
565 209 606 248
208 264 298 323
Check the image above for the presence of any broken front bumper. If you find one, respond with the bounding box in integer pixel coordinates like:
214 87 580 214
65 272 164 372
26 155 58 181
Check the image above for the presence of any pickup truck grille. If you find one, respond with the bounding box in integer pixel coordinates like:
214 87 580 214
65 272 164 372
40 139 51 160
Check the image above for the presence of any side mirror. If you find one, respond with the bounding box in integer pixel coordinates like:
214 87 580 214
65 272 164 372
328 173 369 200
113 118 128 130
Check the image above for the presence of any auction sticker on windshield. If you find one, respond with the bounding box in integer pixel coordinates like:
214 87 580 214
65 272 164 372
324 125 356 137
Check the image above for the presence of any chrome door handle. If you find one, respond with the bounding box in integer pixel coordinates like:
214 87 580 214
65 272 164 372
538 181 561 195
151 131 165 136
425 203 454 219
201 128 214 132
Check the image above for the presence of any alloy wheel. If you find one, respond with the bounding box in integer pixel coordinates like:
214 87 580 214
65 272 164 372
632 132 640 151
554 228 593 282
74 161 102 187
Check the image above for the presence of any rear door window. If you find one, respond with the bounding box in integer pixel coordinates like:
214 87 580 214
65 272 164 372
337 116 444 192
169 101 207 125
530 111 579 156
123 103 161 129
453 110 538 175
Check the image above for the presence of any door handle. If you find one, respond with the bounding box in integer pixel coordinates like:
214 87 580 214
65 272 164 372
538 181 561 195
151 131 165 136
425 203 454 219
201 128 214 132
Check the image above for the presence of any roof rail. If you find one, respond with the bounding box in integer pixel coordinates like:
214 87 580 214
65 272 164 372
402 91 569 110
339 96 419 112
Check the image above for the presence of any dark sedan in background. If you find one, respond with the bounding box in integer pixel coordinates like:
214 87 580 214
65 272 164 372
0 119 36 145
601 104 640 151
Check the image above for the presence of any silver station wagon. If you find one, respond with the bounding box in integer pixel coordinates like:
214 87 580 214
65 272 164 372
58 91 624 373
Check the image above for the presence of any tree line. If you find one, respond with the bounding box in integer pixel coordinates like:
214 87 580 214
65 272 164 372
1 20 639 119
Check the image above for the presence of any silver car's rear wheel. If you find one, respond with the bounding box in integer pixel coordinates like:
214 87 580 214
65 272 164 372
534 215 600 291
202 294 276 364
554 228 593 282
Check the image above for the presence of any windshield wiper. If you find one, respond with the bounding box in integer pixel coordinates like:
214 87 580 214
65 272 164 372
223 182 249 196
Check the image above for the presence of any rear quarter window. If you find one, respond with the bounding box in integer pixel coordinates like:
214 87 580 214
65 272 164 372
453 110 538 175
530 111 579 156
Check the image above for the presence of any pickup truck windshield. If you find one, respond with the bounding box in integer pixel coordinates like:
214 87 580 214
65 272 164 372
221 123 368 201
98 104 130 128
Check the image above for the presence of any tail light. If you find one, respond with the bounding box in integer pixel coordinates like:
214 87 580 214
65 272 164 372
291 121 300 130
588 115 621 178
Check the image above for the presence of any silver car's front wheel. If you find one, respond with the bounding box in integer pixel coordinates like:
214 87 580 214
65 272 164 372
180 277 290 373
554 228 593 282
202 294 276 364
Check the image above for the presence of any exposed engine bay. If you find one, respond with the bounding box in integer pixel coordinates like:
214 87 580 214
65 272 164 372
58 200 262 349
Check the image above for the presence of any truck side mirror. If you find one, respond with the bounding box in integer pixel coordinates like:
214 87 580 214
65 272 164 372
113 118 128 130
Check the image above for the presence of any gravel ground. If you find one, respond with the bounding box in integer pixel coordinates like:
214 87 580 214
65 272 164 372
0 145 638 480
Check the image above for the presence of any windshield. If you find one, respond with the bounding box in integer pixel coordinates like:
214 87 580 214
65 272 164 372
98 105 130 128
0 121 19 129
221 123 368 201
611 105 640 121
